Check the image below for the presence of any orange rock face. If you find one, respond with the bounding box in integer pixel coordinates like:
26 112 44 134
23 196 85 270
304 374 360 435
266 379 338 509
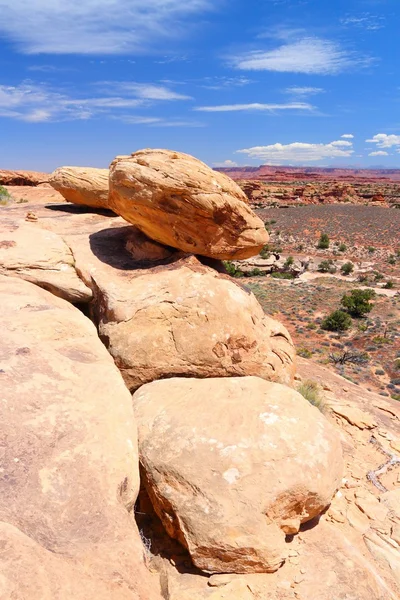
49 166 109 208
109 149 268 259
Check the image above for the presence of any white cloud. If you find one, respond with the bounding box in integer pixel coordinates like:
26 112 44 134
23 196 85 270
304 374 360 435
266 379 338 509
194 102 313 112
366 133 400 148
230 37 370 75
213 160 238 167
200 76 253 90
341 14 384 31
284 86 325 97
236 139 354 164
0 0 215 54
368 151 389 156
0 80 192 123
109 83 191 101
341 133 354 138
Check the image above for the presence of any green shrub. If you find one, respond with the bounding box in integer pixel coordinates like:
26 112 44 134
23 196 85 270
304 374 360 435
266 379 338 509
317 233 330 249
270 272 295 280
341 262 354 276
297 380 325 410
384 281 394 289
368 246 375 253
259 244 271 259
318 259 337 274
338 243 347 252
321 310 352 332
223 261 244 278
341 289 375 317
388 255 396 265
0 185 11 206
374 271 384 281
284 256 294 269
297 347 313 358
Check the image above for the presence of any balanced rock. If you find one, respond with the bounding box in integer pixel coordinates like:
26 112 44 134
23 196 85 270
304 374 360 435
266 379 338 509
0 218 92 302
0 275 161 599
95 255 295 390
49 166 109 209
133 376 344 574
108 149 268 259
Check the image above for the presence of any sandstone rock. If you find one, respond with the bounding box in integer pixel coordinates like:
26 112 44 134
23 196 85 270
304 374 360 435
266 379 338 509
0 169 48 186
95 255 295 390
0 218 92 302
0 275 161 599
133 376 344 574
49 166 109 209
109 149 268 259
331 404 377 429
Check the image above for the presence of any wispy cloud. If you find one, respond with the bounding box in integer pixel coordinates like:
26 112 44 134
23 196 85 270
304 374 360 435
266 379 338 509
200 76 253 90
366 133 400 149
236 139 354 164
194 102 314 112
0 0 216 54
0 80 192 123
230 37 372 75
341 14 384 31
368 151 389 156
284 86 325 97
341 133 354 139
115 115 204 127
213 159 238 167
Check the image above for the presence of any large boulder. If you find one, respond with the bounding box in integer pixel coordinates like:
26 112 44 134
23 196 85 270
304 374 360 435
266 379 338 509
49 166 109 209
0 218 92 302
88 250 295 391
0 275 161 599
133 376 344 574
0 169 49 186
108 149 268 259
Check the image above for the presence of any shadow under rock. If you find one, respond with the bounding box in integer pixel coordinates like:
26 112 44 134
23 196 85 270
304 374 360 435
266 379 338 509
45 203 116 217
89 225 184 271
135 483 207 578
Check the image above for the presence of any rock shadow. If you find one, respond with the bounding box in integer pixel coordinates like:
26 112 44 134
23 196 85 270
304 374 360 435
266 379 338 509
45 203 116 217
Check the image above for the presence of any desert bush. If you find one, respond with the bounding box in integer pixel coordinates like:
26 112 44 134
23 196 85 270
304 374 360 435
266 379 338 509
321 310 352 332
297 347 313 358
297 380 325 411
317 233 330 249
338 243 347 252
271 272 295 280
384 281 394 289
284 256 294 268
318 259 337 274
341 289 375 317
0 185 11 206
388 255 396 265
259 244 271 259
368 246 376 253
341 262 354 276
374 272 384 281
329 350 369 365
223 261 244 278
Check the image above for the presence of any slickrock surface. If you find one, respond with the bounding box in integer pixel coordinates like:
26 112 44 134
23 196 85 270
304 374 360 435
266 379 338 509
0 218 92 302
133 376 343 573
109 149 268 259
50 166 109 209
0 275 161 600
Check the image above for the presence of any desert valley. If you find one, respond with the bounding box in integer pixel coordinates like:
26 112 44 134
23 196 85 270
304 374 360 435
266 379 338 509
0 153 399 600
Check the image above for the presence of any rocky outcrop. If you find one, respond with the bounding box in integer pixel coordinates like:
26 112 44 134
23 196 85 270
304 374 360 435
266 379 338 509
133 376 343 574
79 241 295 390
49 166 109 209
0 169 49 186
0 218 92 302
0 275 161 599
109 149 268 259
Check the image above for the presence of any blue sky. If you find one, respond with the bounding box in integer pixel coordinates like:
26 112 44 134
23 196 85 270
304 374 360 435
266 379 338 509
0 0 399 171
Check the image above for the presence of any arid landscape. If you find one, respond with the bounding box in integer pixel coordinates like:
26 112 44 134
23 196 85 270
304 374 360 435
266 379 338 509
1 156 400 600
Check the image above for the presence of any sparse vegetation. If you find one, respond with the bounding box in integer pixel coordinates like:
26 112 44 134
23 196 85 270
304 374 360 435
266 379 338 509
0 185 11 206
341 289 375 318
341 262 354 276
321 310 352 332
317 233 330 249
338 243 347 252
270 272 295 280
318 259 337 274
297 380 325 411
